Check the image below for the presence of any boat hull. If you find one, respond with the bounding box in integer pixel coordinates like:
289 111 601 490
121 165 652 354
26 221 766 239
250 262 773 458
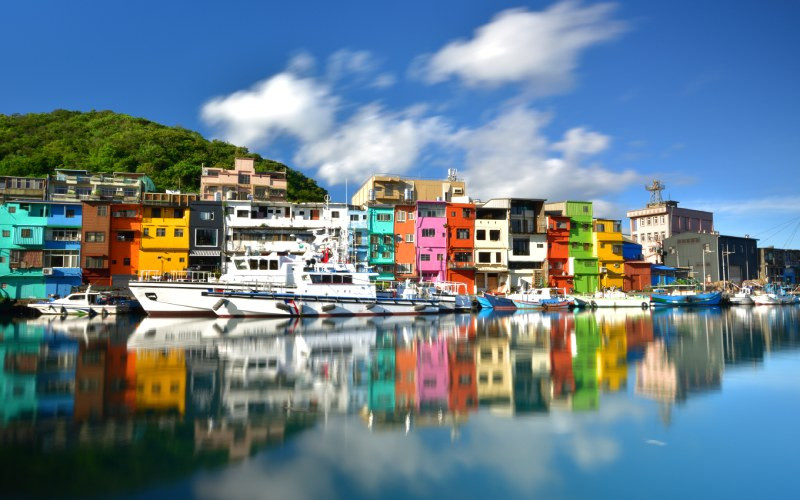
478 293 516 310
27 303 126 316
650 291 722 306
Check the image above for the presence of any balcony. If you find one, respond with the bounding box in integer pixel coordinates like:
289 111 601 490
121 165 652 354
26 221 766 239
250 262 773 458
448 261 477 270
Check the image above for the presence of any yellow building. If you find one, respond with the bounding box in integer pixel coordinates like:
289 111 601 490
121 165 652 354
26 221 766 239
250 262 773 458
593 218 625 289
475 336 512 411
596 311 628 392
134 348 186 415
139 192 197 276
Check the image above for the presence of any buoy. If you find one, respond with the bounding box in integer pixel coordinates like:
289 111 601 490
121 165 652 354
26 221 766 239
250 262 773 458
642 302 649 309
276 302 292 312
590 300 598 309
211 298 226 311
322 303 337 312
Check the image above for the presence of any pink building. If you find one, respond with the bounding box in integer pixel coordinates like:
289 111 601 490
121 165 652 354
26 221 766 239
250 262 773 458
417 337 450 410
200 157 287 202
416 201 448 282
627 199 713 264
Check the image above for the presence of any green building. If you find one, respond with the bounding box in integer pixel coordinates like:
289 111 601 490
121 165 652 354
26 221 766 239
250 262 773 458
367 205 395 281
544 201 599 294
572 312 600 411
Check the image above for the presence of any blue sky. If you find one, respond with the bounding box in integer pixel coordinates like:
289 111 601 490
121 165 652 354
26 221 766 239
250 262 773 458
2 0 799 247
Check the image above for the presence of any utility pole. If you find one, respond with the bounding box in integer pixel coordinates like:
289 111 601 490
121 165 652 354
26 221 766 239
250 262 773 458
722 244 734 287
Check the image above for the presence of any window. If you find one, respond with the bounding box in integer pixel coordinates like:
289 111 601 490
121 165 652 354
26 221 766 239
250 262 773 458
462 208 472 218
151 208 162 218
116 231 134 242
436 254 443 261
512 238 530 256
236 210 249 218
376 213 391 222
1 230 8 238
476 229 486 240
156 228 166 237
123 258 131 266
20 229 33 238
422 228 435 238
350 214 360 222
43 250 80 268
583 206 588 213
496 252 501 262
143 228 150 237
596 223 605 232
490 230 500 241
456 229 470 239
112 209 137 218
8 206 16 213
405 233 414 243
85 256 105 268
195 228 218 247
97 206 108 216
49 229 80 241
537 243 544 248
396 263 413 274
85 232 105 242
174 228 184 237
200 211 214 221
454 252 471 263
478 252 491 263
173 209 184 218
238 174 250 185
396 211 406 222
420 254 431 261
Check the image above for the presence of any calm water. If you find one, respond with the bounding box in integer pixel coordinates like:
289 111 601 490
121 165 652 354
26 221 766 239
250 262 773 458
1 307 799 499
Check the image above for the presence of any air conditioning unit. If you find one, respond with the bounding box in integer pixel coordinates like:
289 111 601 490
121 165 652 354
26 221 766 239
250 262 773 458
599 267 607 273
42 268 54 275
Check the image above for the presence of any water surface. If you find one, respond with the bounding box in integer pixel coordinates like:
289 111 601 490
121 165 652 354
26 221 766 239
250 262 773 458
1 307 799 499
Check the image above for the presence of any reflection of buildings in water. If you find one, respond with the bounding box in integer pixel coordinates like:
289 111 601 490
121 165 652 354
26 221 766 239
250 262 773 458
135 348 186 416
750 306 800 354
368 330 396 412
636 319 724 424
417 337 449 411
510 314 551 415
74 341 107 421
476 335 513 413
625 310 655 362
549 314 575 410
194 418 290 462
595 310 629 393
572 313 600 411
448 338 477 413
395 338 418 411
721 308 766 367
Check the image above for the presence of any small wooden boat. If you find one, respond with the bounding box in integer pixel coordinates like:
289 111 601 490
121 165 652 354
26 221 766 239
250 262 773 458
477 292 516 310
650 285 722 307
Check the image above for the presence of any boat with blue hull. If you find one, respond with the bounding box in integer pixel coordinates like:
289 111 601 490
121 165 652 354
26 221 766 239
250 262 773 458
477 293 516 310
650 288 722 307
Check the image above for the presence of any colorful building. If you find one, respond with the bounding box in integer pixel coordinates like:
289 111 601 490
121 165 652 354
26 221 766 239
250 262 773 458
394 205 417 281
446 202 476 292
350 173 467 207
545 201 599 294
594 218 624 290
416 201 447 282
623 261 652 291
448 338 477 413
139 193 195 277
394 337 417 411
546 215 573 292
188 200 224 272
474 202 508 292
109 203 142 287
367 206 395 281
133 348 187 415
81 201 112 286
347 205 369 270
45 202 83 297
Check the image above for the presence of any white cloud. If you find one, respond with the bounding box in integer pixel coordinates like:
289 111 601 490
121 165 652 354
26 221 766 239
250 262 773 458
455 105 641 201
419 1 624 93
688 196 800 215
201 70 337 148
294 103 450 186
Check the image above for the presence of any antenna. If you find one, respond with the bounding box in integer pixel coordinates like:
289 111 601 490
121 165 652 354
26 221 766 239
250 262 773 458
645 180 665 206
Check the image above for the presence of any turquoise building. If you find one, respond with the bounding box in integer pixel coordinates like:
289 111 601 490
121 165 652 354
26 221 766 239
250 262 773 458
367 205 395 281
368 330 396 411
0 201 82 299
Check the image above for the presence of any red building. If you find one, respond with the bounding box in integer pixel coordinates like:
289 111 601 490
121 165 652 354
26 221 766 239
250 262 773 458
547 215 573 292
81 201 112 286
109 203 142 288
448 339 477 413
104 342 136 417
394 205 417 281
446 202 476 292
623 261 651 292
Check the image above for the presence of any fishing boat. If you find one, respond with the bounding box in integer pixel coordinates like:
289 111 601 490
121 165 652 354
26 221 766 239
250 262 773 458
27 287 135 317
650 285 722 307
388 280 472 312
476 292 516 310
728 286 754 306
572 289 650 309
752 283 795 305
507 288 573 310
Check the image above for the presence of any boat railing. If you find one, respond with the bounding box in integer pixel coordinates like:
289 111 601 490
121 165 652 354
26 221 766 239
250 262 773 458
137 269 216 283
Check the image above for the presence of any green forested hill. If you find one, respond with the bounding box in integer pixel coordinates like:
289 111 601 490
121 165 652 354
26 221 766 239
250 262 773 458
0 109 327 202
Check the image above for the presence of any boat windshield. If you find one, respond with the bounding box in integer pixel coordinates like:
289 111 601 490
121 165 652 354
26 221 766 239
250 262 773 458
309 274 353 284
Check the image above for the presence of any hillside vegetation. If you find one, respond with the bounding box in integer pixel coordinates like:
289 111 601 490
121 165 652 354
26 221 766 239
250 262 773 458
0 110 327 202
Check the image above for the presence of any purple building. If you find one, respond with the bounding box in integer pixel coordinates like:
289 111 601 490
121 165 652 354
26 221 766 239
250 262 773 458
416 201 448 282
417 337 450 410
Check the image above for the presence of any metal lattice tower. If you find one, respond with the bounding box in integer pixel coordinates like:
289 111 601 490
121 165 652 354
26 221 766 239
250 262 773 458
645 180 665 206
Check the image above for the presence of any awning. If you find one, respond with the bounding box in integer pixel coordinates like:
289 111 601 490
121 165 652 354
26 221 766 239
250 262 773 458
652 265 677 272
190 250 221 257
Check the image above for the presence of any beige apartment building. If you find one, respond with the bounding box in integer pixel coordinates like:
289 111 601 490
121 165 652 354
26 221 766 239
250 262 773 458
200 157 287 202
350 171 466 206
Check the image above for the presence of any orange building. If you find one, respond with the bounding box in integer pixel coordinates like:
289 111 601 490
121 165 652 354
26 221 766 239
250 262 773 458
446 202 476 292
105 342 137 417
394 205 417 281
550 314 575 400
448 339 477 413
74 341 107 421
109 203 141 287
623 261 651 292
395 338 418 411
547 215 572 292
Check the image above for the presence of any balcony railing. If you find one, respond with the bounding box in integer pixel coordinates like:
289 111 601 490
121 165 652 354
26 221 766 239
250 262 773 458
448 261 477 270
